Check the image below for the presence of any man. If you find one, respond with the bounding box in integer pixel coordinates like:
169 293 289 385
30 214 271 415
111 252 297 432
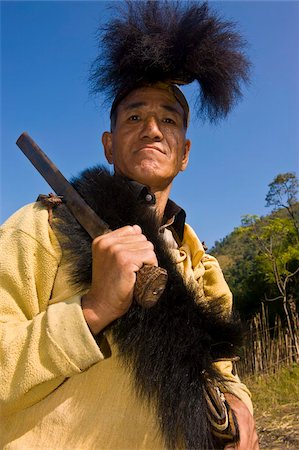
1 2 258 449
82 86 258 449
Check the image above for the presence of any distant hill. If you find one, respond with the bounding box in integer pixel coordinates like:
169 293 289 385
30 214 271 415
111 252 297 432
210 203 299 322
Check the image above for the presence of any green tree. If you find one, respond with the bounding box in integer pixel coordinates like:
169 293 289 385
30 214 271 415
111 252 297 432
211 203 299 325
265 172 299 238
241 214 299 361
212 223 269 320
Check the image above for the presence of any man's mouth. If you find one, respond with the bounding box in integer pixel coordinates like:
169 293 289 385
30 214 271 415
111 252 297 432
137 145 165 155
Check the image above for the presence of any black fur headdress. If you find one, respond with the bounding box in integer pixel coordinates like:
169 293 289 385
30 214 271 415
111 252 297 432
90 1 250 121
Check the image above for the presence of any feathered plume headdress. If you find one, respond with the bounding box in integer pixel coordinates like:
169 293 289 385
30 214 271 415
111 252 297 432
90 1 250 122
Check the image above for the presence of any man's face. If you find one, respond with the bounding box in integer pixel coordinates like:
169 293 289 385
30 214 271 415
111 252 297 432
102 86 191 192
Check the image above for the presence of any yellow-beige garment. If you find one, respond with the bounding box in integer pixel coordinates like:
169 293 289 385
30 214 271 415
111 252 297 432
0 203 252 449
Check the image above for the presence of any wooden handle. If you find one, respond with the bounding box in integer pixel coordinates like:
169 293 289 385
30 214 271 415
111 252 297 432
16 132 168 309
134 264 168 308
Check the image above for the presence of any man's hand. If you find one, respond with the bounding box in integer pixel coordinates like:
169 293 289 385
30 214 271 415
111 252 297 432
81 225 158 334
224 393 259 450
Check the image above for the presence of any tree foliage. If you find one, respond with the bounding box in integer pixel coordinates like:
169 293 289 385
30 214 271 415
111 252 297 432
265 172 299 238
242 214 299 290
211 173 299 359
266 172 298 209
211 203 299 323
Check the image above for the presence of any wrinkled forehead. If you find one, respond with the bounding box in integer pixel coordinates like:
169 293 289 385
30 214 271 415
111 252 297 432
110 84 190 127
120 87 184 114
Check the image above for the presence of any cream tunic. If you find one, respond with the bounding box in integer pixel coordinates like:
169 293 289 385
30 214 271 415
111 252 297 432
0 203 252 449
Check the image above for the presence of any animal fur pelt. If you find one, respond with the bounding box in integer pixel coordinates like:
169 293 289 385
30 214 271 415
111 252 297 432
52 166 243 449
90 1 250 121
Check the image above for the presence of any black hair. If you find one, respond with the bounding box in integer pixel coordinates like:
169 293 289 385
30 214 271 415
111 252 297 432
90 1 250 123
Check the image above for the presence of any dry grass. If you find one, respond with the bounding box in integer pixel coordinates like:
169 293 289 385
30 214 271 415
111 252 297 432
244 365 299 449
246 365 299 413
238 305 299 379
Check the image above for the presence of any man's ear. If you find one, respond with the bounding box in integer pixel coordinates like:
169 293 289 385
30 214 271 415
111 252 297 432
102 132 113 164
180 139 191 172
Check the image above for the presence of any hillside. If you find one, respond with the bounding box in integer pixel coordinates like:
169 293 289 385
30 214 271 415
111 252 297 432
210 203 299 321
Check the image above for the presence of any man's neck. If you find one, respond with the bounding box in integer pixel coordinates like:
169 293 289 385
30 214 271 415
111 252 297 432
151 185 172 222
115 173 172 223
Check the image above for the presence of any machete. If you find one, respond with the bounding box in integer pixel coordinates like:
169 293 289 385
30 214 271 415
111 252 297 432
16 132 168 308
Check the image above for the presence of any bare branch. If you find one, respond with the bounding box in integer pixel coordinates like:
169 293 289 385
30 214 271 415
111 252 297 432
283 265 299 290
264 293 283 302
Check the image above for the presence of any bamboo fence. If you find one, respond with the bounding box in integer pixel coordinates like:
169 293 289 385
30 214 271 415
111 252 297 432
237 304 299 378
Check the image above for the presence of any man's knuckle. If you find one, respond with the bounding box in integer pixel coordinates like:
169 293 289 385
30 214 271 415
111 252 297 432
92 238 102 252
93 237 109 252
92 235 103 246
147 240 154 250
123 225 135 234
116 250 129 266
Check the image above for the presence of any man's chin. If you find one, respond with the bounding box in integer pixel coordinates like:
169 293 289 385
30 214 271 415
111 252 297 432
131 170 168 191
114 165 171 191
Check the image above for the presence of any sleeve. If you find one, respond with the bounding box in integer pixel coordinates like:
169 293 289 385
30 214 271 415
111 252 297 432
0 207 104 416
201 253 233 315
213 360 253 415
181 223 253 414
200 255 253 413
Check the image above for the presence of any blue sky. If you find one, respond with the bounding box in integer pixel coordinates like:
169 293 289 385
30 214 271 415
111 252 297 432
1 1 298 248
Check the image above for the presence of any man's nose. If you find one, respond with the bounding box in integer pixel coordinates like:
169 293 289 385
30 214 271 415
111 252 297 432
140 116 163 140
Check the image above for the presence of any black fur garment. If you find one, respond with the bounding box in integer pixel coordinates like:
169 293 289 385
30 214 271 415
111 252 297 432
52 166 243 450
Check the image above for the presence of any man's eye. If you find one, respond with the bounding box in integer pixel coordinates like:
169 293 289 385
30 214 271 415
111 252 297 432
163 118 175 124
128 115 140 121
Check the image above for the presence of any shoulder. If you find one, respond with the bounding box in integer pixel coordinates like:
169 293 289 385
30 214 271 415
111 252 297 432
181 223 205 255
2 202 48 231
1 202 61 260
182 223 222 267
182 222 232 310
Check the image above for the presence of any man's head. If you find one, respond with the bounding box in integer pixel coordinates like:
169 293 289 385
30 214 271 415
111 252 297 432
90 2 250 126
102 85 191 192
92 0 250 193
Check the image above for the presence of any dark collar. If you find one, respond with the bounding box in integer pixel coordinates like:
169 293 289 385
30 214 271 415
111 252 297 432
127 180 186 245
163 198 186 246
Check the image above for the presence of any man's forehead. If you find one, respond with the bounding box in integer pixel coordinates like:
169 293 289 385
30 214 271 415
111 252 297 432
118 87 185 116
